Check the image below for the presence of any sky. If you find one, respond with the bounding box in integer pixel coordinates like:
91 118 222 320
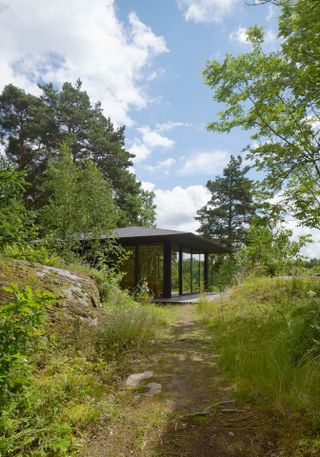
0 0 319 256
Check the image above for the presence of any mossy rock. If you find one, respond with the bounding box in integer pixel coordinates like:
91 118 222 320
0 260 102 327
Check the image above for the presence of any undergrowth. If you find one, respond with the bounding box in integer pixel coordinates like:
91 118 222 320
0 265 168 456
198 277 320 431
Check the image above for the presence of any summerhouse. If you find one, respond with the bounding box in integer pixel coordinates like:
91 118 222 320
115 226 229 299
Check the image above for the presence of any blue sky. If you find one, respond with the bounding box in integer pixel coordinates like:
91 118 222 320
0 0 319 255
117 0 278 189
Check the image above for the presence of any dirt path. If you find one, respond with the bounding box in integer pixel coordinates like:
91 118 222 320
82 305 304 457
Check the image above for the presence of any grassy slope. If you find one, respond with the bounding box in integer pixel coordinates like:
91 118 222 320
198 277 320 454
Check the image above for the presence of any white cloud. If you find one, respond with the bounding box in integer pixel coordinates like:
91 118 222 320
128 143 151 162
141 181 155 192
179 150 229 176
154 185 210 232
177 0 238 24
155 121 191 132
266 4 274 21
229 26 249 45
144 158 176 174
285 220 320 258
137 126 175 149
267 193 320 258
129 124 176 163
0 0 168 125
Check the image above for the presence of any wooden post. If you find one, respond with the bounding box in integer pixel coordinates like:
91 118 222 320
134 246 140 288
204 252 209 291
190 252 193 293
163 241 172 298
179 247 183 295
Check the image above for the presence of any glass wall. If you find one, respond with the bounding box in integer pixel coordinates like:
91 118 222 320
182 251 192 294
120 243 206 298
139 244 164 297
181 250 206 294
120 246 135 291
171 244 180 295
191 253 205 293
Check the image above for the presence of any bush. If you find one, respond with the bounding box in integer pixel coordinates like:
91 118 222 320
0 284 55 399
1 243 61 266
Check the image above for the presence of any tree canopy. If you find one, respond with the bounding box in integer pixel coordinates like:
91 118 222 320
40 143 118 240
0 80 155 227
0 158 35 247
203 0 320 229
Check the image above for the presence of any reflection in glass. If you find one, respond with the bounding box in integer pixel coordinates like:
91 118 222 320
182 251 192 294
192 254 200 293
120 247 135 291
171 245 179 295
139 244 163 297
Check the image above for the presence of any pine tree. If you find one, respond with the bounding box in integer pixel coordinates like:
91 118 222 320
0 81 156 226
196 155 256 249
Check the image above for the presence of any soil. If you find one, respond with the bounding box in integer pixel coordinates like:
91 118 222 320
81 304 310 457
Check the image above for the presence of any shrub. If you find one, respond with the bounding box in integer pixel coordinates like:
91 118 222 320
0 284 55 401
1 243 61 266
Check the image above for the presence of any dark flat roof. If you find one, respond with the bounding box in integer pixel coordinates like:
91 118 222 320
32 226 231 254
114 226 230 254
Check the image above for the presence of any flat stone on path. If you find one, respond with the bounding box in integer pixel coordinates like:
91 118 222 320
144 382 162 397
125 371 154 387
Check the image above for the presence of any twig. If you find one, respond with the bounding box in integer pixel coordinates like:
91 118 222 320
219 409 247 413
224 415 254 422
203 399 236 413
178 399 236 419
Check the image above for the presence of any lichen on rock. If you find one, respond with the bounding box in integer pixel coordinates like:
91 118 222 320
0 260 101 325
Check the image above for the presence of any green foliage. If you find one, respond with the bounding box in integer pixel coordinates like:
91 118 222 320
0 268 168 456
203 0 320 229
0 356 113 457
91 268 165 354
208 255 238 291
0 284 55 399
199 277 320 427
1 243 61 266
237 216 310 276
196 155 256 249
40 143 118 259
0 80 156 226
0 159 35 247
133 280 153 304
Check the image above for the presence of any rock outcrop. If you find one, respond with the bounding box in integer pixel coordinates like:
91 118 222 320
0 260 101 325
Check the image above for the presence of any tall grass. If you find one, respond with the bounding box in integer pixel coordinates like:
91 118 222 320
97 301 168 356
199 277 320 427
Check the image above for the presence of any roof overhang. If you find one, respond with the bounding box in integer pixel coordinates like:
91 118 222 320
114 227 231 254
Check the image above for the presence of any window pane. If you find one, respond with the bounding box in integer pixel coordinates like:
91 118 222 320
139 245 163 297
171 245 180 295
120 247 135 291
182 252 191 294
192 253 201 293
